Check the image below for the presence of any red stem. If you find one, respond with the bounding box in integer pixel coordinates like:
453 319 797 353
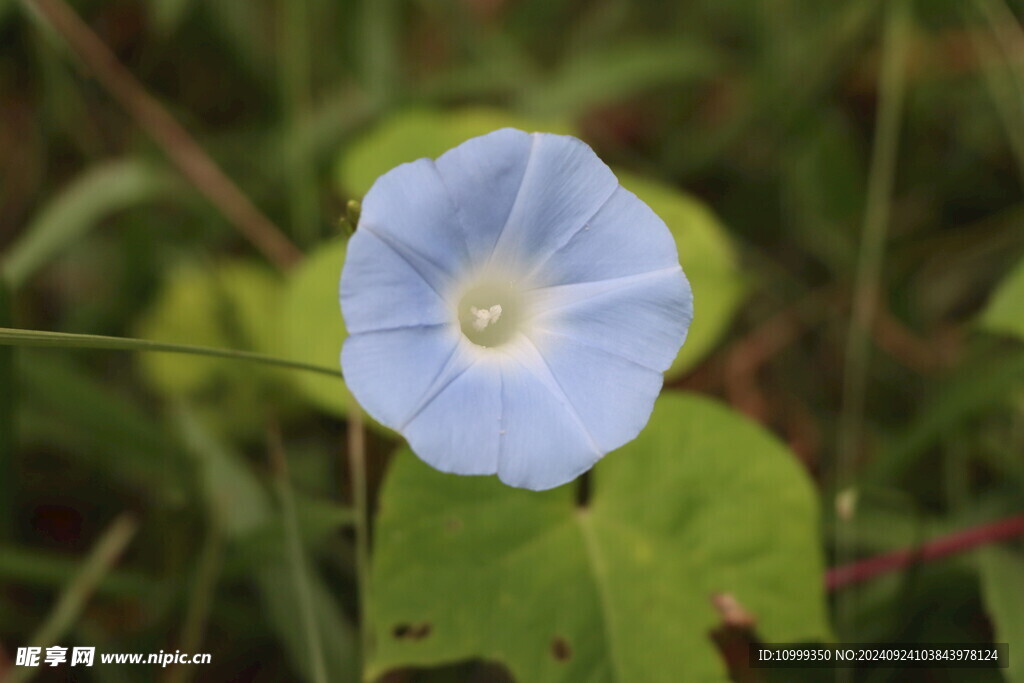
827 513 1024 591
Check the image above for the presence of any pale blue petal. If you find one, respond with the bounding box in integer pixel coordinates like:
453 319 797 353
403 356 502 476
490 133 618 271
341 325 461 429
340 229 451 335
434 128 533 264
341 129 695 491
358 158 469 291
524 330 664 453
527 267 693 373
496 341 603 490
529 186 681 288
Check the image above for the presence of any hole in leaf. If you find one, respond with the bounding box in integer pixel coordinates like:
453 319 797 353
551 636 572 662
393 622 432 641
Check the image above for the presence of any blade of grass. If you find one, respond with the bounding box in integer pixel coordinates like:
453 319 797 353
18 352 191 504
0 543 159 598
252 559 359 682
150 0 194 35
201 0 273 88
970 0 1024 187
669 0 881 176
0 282 12 541
276 84 378 177
167 525 223 683
346 394 370 677
359 0 399 101
19 0 301 270
8 514 138 683
278 0 318 247
267 423 329 683
834 0 911 642
1 159 178 288
864 346 1024 485
521 40 721 117
177 406 355 680
0 327 342 378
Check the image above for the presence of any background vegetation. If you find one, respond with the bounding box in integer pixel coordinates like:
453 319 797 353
1 0 1024 681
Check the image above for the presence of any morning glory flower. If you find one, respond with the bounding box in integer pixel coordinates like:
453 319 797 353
340 129 693 491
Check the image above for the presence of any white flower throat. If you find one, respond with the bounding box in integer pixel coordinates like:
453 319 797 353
456 278 527 349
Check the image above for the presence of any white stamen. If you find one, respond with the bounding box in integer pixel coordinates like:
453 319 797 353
469 304 503 331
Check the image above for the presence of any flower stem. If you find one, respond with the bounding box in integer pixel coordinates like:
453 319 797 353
0 327 342 378
168 524 222 683
0 285 14 542
827 514 1024 591
346 399 372 679
268 422 330 683
834 0 911 635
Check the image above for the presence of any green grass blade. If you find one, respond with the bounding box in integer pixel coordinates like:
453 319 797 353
176 407 356 681
278 0 319 247
970 0 1024 188
834 0 912 643
358 0 399 100
0 282 13 541
865 347 1024 485
1 159 178 288
0 327 342 378
18 352 191 504
168 525 223 683
268 429 329 683
835 0 911 501
522 41 720 117
0 543 159 598
9 514 139 683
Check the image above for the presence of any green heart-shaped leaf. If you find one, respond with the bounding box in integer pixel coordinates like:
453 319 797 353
369 393 830 682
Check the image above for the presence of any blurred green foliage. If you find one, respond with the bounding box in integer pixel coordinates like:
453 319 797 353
336 108 574 198
133 259 299 437
281 237 354 417
0 0 1023 681
982 256 1024 339
980 547 1024 683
